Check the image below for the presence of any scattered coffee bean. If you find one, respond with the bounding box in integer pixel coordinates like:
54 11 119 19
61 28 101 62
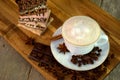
111 53 115 59
16 0 47 14
28 40 112 80
71 47 102 67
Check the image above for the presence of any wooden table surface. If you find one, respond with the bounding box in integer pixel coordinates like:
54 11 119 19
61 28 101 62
0 0 120 80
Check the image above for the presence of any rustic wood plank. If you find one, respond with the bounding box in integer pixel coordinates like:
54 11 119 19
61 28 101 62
105 64 120 80
2 12 119 79
0 0 18 36
0 37 31 80
48 0 120 41
99 35 120 80
3 27 55 80
28 67 45 80
29 0 120 80
91 0 102 6
3 24 120 80
0 0 18 25
101 0 120 80
101 0 120 20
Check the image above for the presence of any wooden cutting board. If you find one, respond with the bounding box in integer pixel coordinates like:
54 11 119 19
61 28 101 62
0 0 120 80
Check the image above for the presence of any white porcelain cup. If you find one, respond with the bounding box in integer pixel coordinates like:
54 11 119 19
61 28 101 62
62 16 108 55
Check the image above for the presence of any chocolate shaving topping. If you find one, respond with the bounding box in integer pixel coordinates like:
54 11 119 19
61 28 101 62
27 38 114 80
16 0 53 35
16 0 47 14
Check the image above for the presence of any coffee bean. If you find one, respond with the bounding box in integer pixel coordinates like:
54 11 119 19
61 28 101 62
28 40 111 80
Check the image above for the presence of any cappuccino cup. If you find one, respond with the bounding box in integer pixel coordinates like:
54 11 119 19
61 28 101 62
62 16 108 55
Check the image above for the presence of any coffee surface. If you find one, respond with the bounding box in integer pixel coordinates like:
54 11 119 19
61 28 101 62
62 16 101 46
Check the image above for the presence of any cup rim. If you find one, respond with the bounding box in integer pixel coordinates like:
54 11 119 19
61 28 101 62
61 16 101 46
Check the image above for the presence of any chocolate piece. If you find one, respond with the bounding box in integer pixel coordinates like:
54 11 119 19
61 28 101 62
28 41 111 80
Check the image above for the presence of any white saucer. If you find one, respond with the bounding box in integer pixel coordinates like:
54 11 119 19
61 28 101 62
50 27 110 71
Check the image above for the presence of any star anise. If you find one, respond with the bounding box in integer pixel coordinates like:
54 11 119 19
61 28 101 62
57 43 69 54
29 42 111 80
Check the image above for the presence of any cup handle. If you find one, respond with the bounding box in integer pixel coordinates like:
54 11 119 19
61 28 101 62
95 32 108 46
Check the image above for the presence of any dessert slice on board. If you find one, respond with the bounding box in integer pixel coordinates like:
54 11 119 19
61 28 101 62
16 0 53 35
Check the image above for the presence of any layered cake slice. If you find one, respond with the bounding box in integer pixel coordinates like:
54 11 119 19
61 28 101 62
16 0 53 35
16 0 47 15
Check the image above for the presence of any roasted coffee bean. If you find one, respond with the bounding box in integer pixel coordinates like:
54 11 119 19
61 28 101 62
71 57 78 64
96 52 100 56
111 53 115 59
98 49 102 52
28 41 112 80
70 46 102 67
71 75 79 80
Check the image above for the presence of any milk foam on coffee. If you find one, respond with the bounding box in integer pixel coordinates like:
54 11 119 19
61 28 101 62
62 16 101 46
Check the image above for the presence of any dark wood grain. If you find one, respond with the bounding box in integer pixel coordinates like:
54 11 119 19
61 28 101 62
28 67 45 80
